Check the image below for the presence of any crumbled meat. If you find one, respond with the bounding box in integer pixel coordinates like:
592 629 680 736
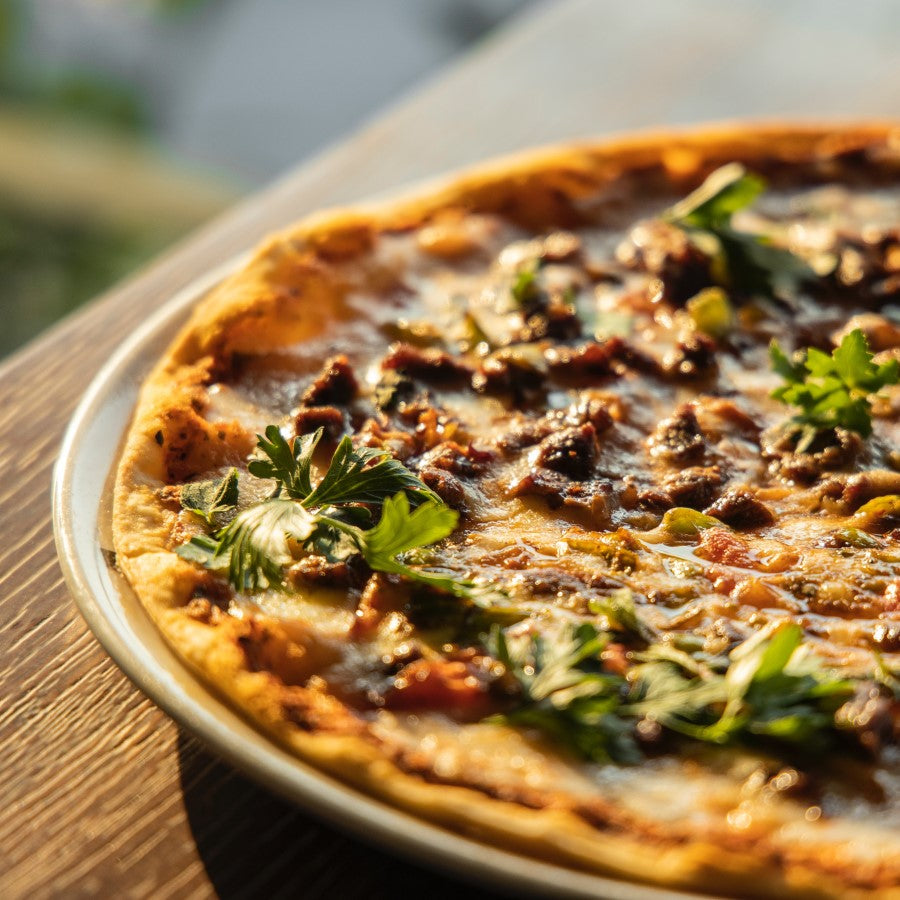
417 441 493 477
508 467 612 524
497 399 613 454
827 230 900 304
515 304 582 343
835 684 898 755
301 354 358 406
664 334 718 378
704 487 775 529
472 350 546 401
382 343 473 383
616 219 712 305
659 466 724 509
546 337 661 380
761 425 863 483
419 466 468 511
647 405 706 463
835 470 900 511
295 405 346 441
534 423 599 480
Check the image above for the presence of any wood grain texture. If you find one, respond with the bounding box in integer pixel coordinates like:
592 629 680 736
2 0 900 896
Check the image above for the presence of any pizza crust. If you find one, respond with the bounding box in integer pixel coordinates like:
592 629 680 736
113 122 900 898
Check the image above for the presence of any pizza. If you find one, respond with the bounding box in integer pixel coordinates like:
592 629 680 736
112 124 900 898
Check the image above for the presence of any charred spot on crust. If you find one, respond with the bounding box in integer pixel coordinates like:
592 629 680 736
158 407 254 483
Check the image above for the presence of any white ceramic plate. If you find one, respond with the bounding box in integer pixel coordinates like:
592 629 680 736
52 261 708 900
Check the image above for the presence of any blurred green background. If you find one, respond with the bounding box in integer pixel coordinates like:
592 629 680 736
0 0 531 358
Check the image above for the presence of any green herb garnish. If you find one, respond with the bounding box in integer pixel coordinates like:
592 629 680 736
510 260 540 308
770 327 899 450
177 426 487 598
628 623 855 747
487 622 641 764
179 468 238 524
487 619 864 764
665 163 813 299
319 492 497 602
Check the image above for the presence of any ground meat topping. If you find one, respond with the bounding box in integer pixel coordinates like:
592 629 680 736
301 354 359 406
647 404 707 463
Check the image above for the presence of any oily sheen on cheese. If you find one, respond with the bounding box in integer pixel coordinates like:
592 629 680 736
113 125 900 898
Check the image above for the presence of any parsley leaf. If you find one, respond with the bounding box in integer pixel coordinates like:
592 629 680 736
179 468 239 524
247 425 319 498
770 327 899 449
176 498 316 591
487 622 641 764
321 492 502 603
303 435 439 508
664 163 813 299
487 619 865 765
588 587 656 644
178 426 486 597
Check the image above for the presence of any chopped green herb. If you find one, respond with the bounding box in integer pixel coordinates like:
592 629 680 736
686 287 734 339
510 261 540 308
628 623 856 748
179 468 238 524
588 588 656 643
770 327 899 450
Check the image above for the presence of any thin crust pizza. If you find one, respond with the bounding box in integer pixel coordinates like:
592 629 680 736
113 124 900 898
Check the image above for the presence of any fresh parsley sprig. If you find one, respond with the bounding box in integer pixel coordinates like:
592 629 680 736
317 492 504 604
179 468 239 524
177 425 486 597
487 617 865 764
627 624 855 747
248 425 438 507
664 162 813 299
487 622 641 764
770 327 899 450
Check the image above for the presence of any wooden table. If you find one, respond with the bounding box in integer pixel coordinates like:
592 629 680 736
3 1 899 896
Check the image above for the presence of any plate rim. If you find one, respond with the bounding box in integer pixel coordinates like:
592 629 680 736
51 256 711 900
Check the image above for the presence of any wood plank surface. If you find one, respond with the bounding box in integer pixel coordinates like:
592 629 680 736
2 0 899 896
